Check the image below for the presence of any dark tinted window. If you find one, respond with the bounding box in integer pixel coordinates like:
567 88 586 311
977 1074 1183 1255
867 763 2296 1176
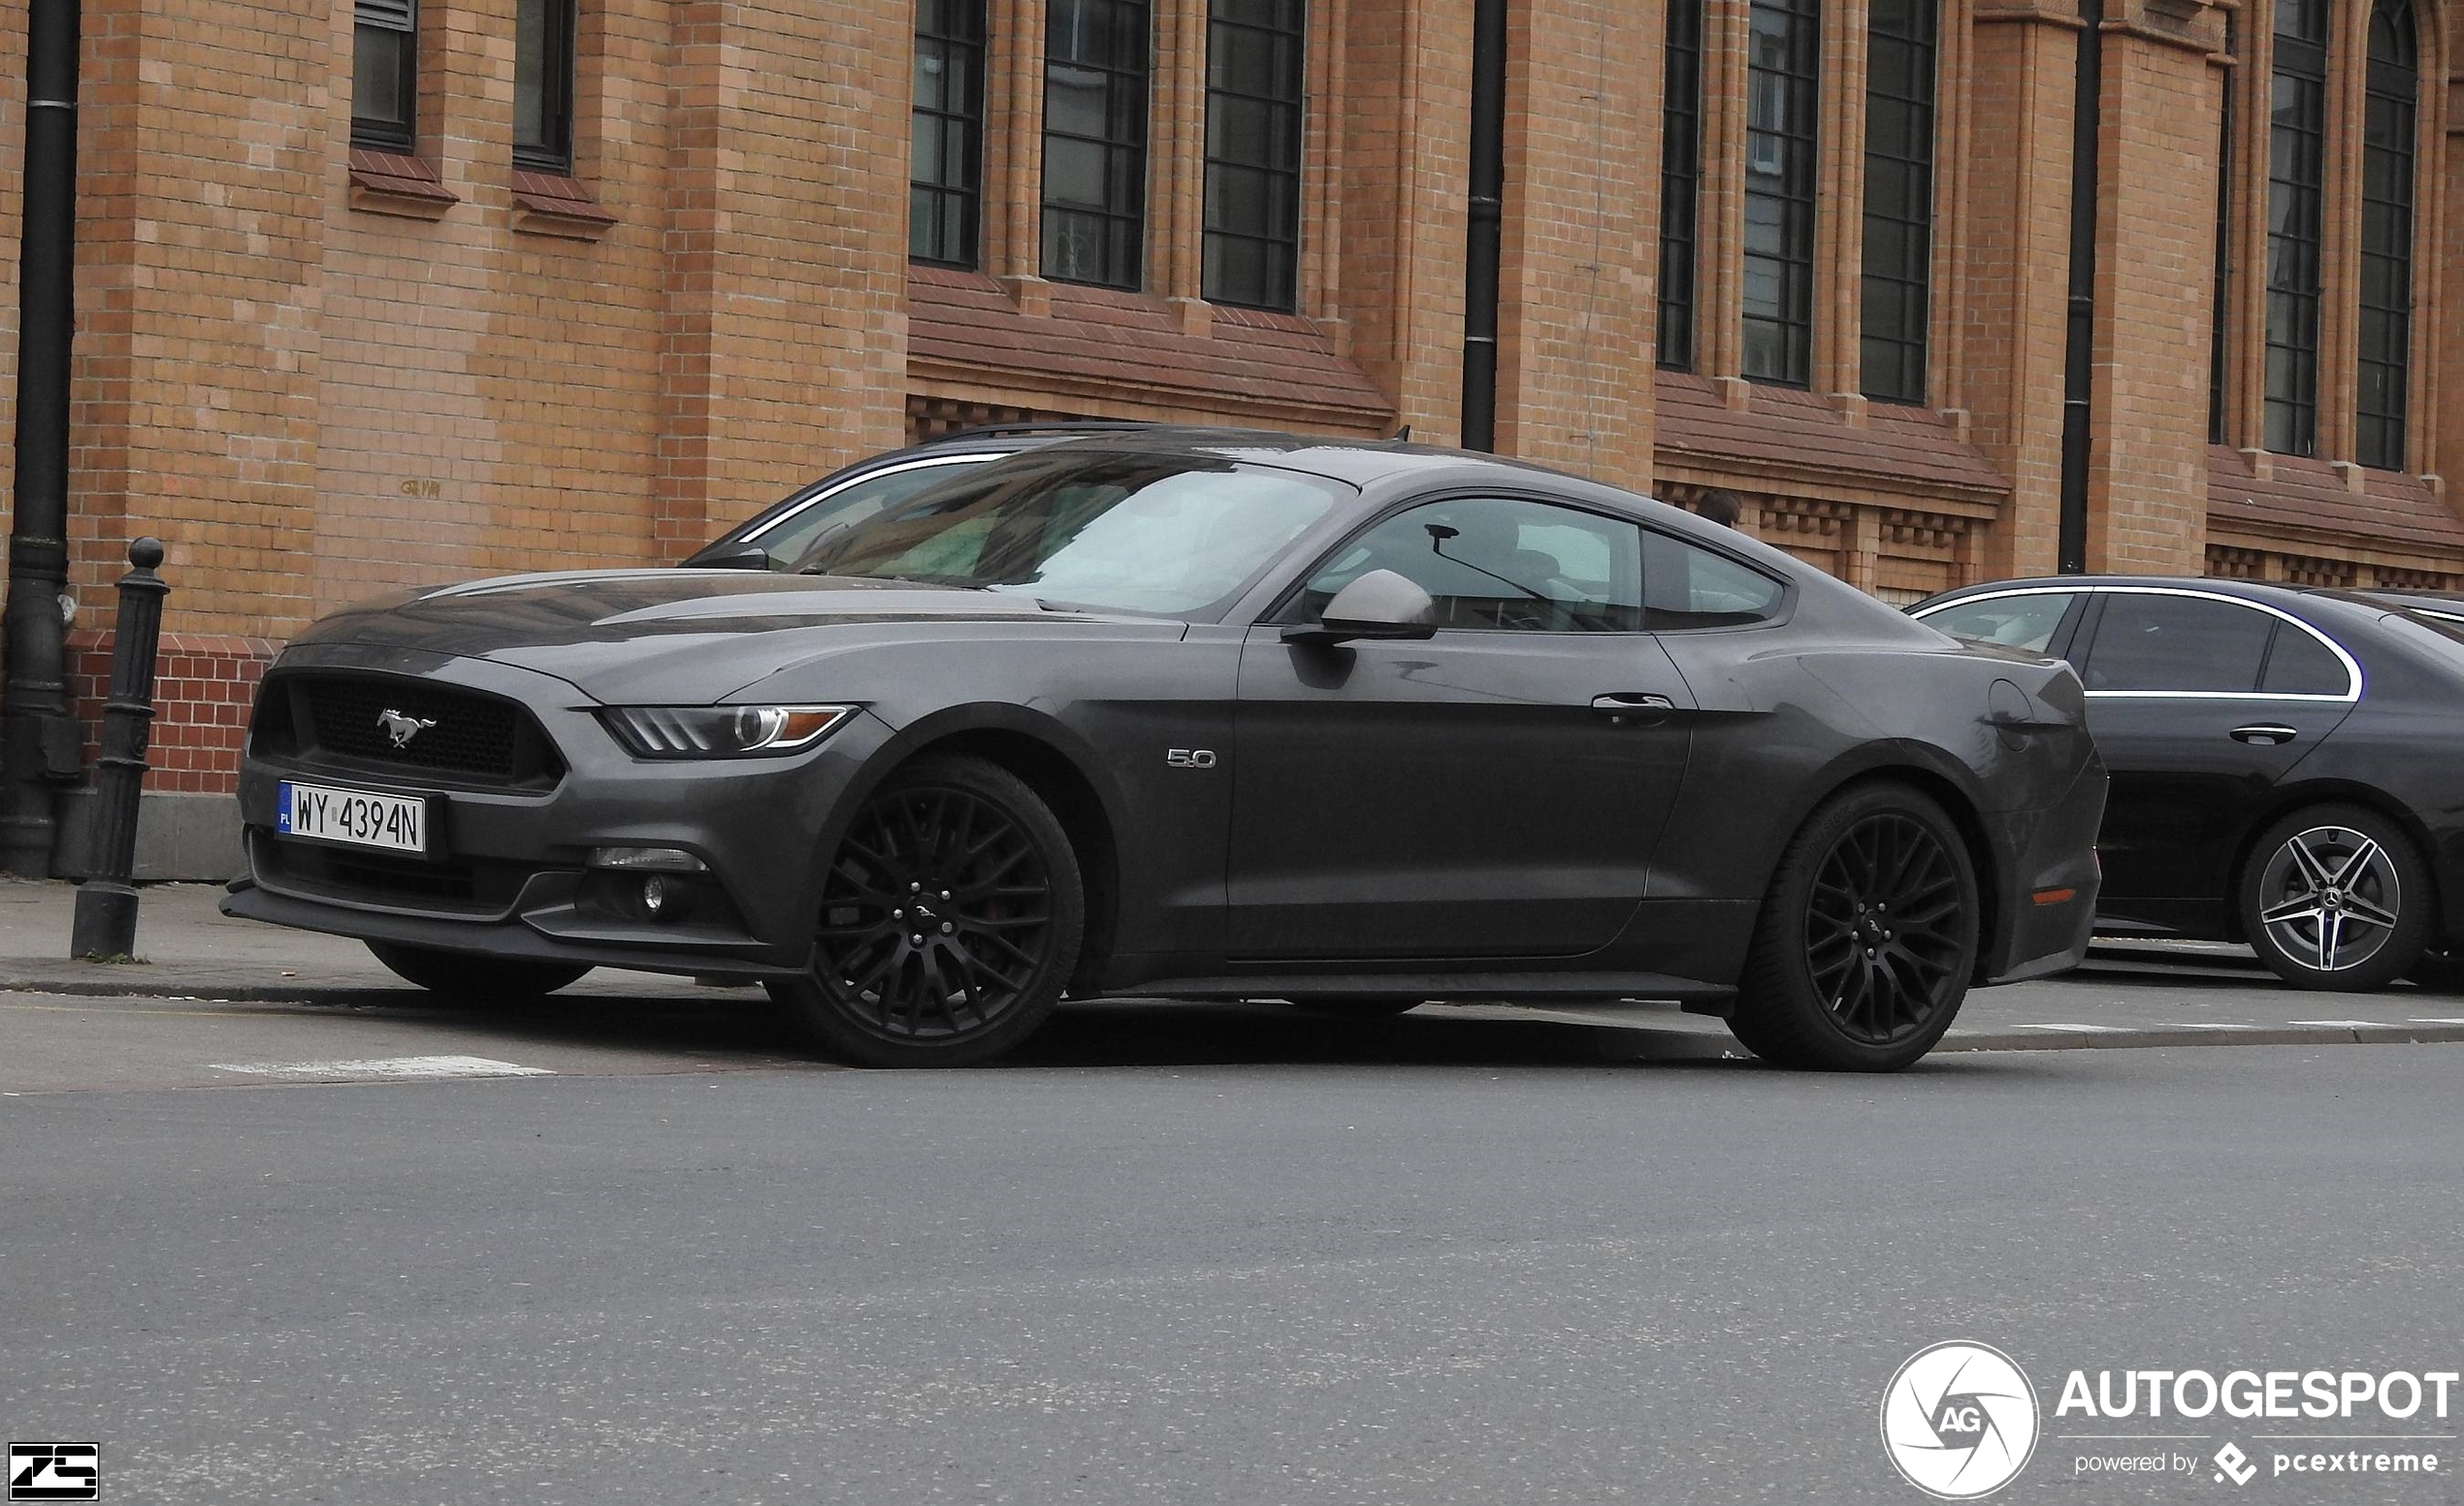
2082 595 2273 692
1303 498 1643 633
1641 531 1784 629
1920 593 2073 653
2259 622 2351 694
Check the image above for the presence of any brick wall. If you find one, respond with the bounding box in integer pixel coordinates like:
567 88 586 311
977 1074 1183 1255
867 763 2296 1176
0 0 2460 816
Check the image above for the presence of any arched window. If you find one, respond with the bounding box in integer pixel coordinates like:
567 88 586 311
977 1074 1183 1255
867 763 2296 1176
2264 0 2330 455
2357 0 2418 471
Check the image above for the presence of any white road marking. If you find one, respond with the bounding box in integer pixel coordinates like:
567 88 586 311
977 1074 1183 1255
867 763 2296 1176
2286 1021 2382 1030
2408 1017 2464 1026
2169 1022 2265 1030
2011 1023 2127 1032
210 1055 553 1081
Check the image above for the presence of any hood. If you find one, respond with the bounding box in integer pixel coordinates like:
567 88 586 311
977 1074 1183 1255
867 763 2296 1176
289 569 1172 704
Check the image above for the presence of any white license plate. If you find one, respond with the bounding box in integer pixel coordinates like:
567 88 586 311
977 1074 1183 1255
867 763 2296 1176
277 780 430 855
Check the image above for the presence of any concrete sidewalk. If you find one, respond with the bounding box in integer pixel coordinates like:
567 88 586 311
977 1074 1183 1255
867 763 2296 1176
0 877 732 1001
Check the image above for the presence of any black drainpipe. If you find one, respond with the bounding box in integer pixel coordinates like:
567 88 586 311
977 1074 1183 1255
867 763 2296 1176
1461 0 1508 452
2057 0 2103 573
1 0 83 877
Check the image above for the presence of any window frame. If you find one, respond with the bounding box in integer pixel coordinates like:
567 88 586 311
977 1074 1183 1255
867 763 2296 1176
1859 0 1937 405
350 0 419 153
912 0 990 270
2069 587 2361 702
2356 0 2418 473
2263 0 2331 457
511 0 577 175
1741 0 1822 388
1040 0 1154 291
1658 0 1706 372
1266 492 1793 636
1201 0 1307 312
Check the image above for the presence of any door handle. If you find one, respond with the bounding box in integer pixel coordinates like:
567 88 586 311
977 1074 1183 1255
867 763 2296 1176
2230 724 2299 745
1591 693 1676 715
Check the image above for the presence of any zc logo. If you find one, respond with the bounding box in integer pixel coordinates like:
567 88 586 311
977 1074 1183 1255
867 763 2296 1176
7 1442 99 1502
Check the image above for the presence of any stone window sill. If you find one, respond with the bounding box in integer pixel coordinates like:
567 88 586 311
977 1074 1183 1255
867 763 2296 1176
510 170 617 241
346 149 457 221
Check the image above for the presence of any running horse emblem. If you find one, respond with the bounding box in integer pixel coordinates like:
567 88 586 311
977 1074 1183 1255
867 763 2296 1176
376 708 439 749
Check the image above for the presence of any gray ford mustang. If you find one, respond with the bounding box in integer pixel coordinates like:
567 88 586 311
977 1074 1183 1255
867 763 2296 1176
224 430 2105 1070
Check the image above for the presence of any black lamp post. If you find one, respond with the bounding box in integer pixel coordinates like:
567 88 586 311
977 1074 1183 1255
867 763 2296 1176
0 0 83 877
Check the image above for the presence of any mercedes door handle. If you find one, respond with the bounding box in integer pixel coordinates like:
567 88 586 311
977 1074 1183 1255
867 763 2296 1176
1591 693 1676 716
2229 724 2299 746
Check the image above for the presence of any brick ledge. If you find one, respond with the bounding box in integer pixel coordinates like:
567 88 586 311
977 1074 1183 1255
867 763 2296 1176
346 149 457 221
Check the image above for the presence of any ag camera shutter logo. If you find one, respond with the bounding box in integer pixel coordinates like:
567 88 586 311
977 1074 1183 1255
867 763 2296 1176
1881 1342 2042 1499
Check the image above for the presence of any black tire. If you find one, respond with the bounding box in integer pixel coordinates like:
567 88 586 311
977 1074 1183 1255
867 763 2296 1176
365 941 590 999
1726 782 1981 1071
2239 803 2431 992
2408 950 2464 993
1291 997 1424 1019
767 755 1084 1067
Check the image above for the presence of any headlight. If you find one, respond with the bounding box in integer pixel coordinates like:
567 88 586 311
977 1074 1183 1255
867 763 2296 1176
598 704 852 759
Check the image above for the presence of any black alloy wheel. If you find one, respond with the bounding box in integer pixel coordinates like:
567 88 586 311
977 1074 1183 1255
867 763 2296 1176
769 755 1084 1067
2238 804 2430 992
366 940 591 999
1728 782 1980 1071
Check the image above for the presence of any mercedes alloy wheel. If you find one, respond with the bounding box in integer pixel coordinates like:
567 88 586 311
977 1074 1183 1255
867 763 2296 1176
2240 805 2429 992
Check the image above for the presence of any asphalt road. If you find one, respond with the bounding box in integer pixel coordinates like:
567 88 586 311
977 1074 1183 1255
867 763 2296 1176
5 980 2463 1505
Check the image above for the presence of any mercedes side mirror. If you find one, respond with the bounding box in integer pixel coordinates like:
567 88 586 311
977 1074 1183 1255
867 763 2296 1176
1283 569 1439 646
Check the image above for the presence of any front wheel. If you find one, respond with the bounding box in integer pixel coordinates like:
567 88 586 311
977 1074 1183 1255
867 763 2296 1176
2239 805 2430 992
1727 782 1980 1071
366 941 591 999
768 755 1085 1067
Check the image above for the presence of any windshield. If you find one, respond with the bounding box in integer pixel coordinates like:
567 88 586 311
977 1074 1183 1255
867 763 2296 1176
790 450 1353 616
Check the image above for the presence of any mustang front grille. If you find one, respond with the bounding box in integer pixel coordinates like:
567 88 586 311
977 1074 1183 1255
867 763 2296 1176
251 672 566 788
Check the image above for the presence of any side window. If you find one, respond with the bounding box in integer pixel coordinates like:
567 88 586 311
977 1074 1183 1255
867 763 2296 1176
1300 497 1643 632
755 463 989 569
2080 595 2274 692
2258 622 2352 695
1640 530 1786 629
1918 593 2075 654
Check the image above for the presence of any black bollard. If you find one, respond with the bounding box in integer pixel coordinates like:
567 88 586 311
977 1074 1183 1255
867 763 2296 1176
69 538 170 960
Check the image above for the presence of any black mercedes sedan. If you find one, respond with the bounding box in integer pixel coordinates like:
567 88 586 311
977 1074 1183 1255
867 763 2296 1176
224 431 2104 1071
1912 576 2464 992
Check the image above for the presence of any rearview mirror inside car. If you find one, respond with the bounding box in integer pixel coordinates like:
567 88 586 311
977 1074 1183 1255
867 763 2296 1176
1283 569 1439 646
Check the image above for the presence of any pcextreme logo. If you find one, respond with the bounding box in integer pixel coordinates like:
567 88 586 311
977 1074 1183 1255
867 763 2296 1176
1881 1342 2043 1499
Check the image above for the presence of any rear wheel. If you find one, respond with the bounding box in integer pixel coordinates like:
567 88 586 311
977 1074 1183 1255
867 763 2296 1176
2239 805 2430 992
1727 783 1980 1071
365 941 590 999
768 755 1084 1067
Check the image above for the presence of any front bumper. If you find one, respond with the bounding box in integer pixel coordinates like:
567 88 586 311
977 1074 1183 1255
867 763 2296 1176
224 643 893 977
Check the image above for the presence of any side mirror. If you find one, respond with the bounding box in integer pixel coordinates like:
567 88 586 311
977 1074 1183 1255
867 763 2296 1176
684 542 774 572
1282 569 1439 646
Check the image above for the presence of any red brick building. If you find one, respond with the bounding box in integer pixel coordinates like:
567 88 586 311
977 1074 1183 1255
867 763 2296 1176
0 0 2459 869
